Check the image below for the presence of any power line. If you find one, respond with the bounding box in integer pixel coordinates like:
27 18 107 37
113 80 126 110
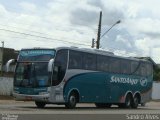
0 23 95 36
0 17 96 34
0 33 138 57
0 24 46 35
0 28 91 47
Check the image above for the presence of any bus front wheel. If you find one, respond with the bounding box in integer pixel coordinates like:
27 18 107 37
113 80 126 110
35 101 46 108
65 92 77 109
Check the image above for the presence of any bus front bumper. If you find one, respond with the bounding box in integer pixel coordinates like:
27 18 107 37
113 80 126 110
13 92 50 102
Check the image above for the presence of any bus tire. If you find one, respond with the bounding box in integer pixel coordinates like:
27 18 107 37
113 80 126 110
124 94 132 108
35 101 46 108
141 103 146 107
65 92 77 109
95 103 112 108
131 95 139 109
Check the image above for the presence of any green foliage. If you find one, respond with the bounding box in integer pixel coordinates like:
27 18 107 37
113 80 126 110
153 67 160 81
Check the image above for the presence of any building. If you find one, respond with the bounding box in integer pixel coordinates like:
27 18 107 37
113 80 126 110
0 47 18 73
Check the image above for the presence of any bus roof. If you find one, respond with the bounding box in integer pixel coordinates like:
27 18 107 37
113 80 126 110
20 47 152 64
55 46 152 63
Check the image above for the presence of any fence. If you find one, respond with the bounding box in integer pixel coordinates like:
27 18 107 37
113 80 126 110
152 82 160 100
0 77 13 96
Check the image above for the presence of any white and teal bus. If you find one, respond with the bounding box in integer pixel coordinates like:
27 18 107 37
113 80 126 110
6 47 153 109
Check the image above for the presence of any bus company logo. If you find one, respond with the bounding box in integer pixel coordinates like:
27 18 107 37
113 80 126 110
140 78 147 86
110 76 138 85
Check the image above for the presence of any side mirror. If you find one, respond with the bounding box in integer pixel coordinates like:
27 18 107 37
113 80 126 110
48 59 54 72
6 59 17 72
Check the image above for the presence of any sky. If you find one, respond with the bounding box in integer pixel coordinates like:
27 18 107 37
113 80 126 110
0 0 160 63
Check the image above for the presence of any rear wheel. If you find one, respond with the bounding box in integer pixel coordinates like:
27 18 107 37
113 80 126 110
95 103 112 108
131 95 139 109
119 94 132 108
65 92 77 109
124 94 132 108
141 103 146 107
35 101 46 108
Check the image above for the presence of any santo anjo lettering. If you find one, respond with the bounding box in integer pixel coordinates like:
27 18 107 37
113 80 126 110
110 76 138 85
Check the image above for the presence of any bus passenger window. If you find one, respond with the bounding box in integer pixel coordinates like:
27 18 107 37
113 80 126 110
110 58 120 73
146 63 152 76
121 60 131 74
69 50 82 69
140 63 147 76
97 55 109 72
83 53 96 70
131 61 139 75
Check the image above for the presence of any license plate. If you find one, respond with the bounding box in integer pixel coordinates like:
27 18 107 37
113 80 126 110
25 96 32 100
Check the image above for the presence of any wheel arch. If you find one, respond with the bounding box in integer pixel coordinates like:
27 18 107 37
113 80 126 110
133 91 141 104
67 88 80 102
124 91 134 101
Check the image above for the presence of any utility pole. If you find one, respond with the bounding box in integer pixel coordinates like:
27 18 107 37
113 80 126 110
1 41 4 76
96 11 102 49
91 38 95 48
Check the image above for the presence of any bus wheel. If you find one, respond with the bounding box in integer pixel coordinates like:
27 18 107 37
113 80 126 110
131 95 139 109
35 101 46 108
124 94 132 108
95 103 112 108
141 103 146 107
65 92 77 109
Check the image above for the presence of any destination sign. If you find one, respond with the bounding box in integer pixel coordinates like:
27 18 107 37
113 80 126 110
20 49 55 56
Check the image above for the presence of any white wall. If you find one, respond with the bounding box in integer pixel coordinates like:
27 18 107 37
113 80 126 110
0 77 13 96
152 82 160 100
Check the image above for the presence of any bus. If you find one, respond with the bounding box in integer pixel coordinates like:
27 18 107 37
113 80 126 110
6 47 153 109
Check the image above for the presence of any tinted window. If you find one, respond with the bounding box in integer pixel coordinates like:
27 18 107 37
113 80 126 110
52 49 68 86
110 58 120 73
97 55 109 72
69 50 82 69
131 61 140 75
121 59 131 74
146 63 153 76
140 63 147 76
83 53 96 70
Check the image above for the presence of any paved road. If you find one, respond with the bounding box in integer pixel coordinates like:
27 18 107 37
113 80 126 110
0 100 160 120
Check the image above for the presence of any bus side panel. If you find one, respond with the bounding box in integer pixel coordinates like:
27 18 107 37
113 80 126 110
107 74 153 103
63 72 110 103
63 72 153 104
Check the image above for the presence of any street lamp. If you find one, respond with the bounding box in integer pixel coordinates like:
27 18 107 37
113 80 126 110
96 20 121 49
100 20 121 39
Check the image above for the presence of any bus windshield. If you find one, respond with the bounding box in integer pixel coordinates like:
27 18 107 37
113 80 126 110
15 62 50 87
14 49 55 87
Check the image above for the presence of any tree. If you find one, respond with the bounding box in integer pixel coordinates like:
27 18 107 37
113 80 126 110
153 67 160 81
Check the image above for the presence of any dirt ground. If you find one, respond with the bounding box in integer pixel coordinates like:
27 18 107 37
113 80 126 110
0 95 14 100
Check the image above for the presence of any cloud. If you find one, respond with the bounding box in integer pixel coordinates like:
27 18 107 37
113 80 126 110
19 2 37 13
70 8 99 26
0 0 160 63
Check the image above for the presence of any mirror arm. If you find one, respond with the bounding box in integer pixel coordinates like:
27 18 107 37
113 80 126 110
48 59 54 72
6 59 17 72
